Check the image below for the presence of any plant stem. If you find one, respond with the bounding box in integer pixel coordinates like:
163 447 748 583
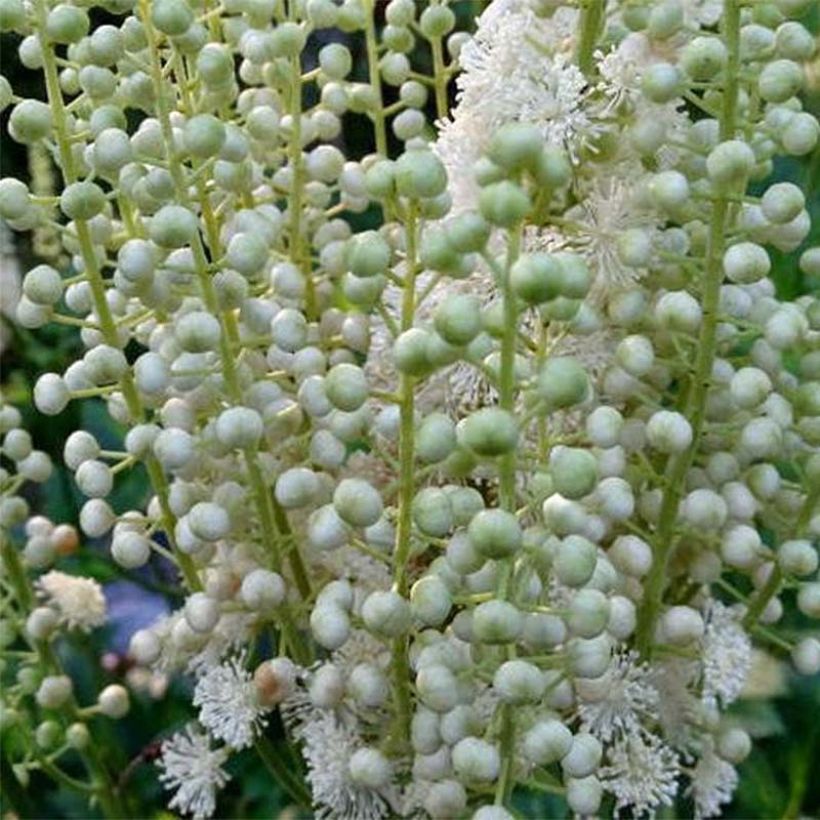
362 0 388 156
34 0 199 591
254 736 312 809
430 35 449 121
634 0 742 658
495 227 522 807
576 0 605 77
389 204 418 751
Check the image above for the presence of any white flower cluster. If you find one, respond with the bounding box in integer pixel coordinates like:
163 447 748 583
1 0 819 817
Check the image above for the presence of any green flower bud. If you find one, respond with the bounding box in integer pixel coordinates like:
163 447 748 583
150 205 198 248
522 719 572 765
641 63 684 102
347 230 391 277
681 36 727 80
412 488 454 537
417 413 457 463
434 293 482 345
473 600 522 644
468 509 522 559
395 149 447 199
487 122 543 173
479 181 531 227
549 447 598 499
151 0 193 36
393 328 433 376
536 357 589 409
362 590 411 637
9 99 53 144
553 535 597 587
457 408 518 457
419 4 455 38
493 659 545 704
758 58 804 102
333 478 383 527
510 252 562 304
411 576 452 626
46 4 89 44
452 737 500 783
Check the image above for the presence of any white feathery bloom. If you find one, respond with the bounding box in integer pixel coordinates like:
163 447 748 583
294 708 395 820
562 173 658 300
452 5 592 158
193 654 268 749
700 601 752 709
649 659 700 747
681 0 722 26
36 570 106 632
686 743 739 819
600 732 681 818
576 650 660 742
157 724 231 820
187 612 256 674
433 112 483 216
332 628 391 673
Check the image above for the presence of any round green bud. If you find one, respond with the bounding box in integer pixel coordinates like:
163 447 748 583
419 4 455 38
226 232 268 277
393 328 433 376
412 487 454 537
362 590 411 637
325 363 368 412
549 447 597 500
410 576 452 626
151 0 193 36
510 252 562 304
536 356 589 409
0 76 13 113
347 230 390 277
759 58 804 102
468 509 522 559
319 42 352 79
648 170 689 211
184 113 226 158
416 413 457 463
567 589 610 638
420 228 459 271
723 242 770 283
487 122 543 173
647 0 683 38
554 253 592 298
478 181 531 227
9 99 53 144
60 181 106 221
761 181 805 224
448 212 491 253
0 177 30 220
0 0 25 32
196 43 233 87
434 294 482 346
457 408 518 457
641 62 684 102
553 535 597 587
150 205 198 247
333 478 383 528
473 600 522 644
680 36 727 80
46 4 89 43
533 146 572 189
706 139 755 184
493 660 545 704
395 150 447 199
522 719 572 765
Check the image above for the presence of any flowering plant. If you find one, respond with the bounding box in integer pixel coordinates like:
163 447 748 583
1 0 819 817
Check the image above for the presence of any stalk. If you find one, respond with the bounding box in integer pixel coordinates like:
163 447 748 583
33 0 199 591
495 226 522 807
389 204 418 750
576 0 605 77
362 0 388 156
635 0 742 657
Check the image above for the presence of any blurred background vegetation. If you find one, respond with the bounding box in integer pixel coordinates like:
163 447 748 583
1 1 819 817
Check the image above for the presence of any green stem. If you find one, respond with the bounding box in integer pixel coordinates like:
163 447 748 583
576 0 605 77
430 35 449 121
362 0 388 156
254 736 311 809
634 0 742 658
495 226 522 807
389 204 418 751
35 0 199 591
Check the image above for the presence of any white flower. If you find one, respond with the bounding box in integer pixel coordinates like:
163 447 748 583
600 732 681 818
293 708 395 820
193 654 268 750
576 650 660 742
561 173 658 300
700 601 752 709
450 4 592 159
36 570 106 632
650 659 701 747
686 742 739 819
157 724 231 820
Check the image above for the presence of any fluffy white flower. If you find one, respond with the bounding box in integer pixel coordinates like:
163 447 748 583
157 724 230 819
700 601 752 709
600 732 681 818
36 570 106 631
686 742 739 819
293 708 395 820
193 654 268 749
576 650 660 742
